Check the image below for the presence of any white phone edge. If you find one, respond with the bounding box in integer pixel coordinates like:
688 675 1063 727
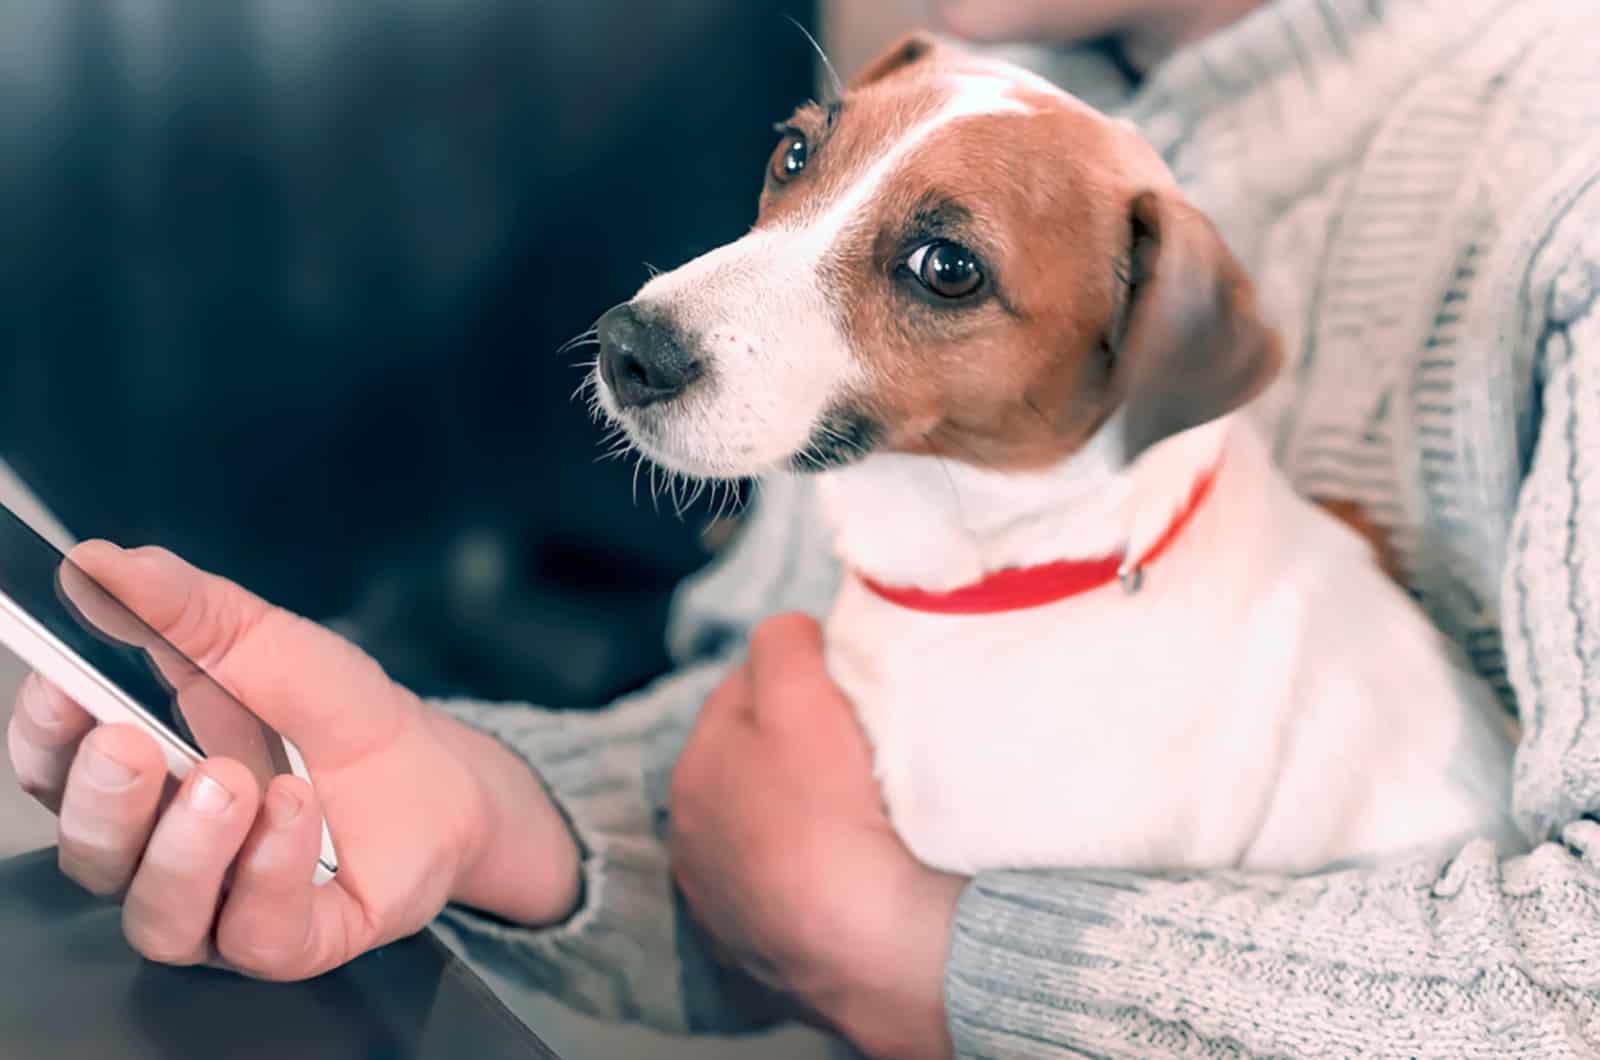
0 593 338 886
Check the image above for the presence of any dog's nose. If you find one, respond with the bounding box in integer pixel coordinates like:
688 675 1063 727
596 303 703 410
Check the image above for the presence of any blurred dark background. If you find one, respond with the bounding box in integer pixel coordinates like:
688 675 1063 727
0 0 817 707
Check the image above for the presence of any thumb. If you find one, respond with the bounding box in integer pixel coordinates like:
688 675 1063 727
66 541 273 673
745 613 863 733
746 614 878 783
65 541 412 766
746 613 827 698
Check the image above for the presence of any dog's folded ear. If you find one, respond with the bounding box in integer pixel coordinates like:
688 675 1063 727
1109 191 1282 461
850 31 945 89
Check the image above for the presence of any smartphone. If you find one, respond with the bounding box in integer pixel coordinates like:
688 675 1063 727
0 503 337 884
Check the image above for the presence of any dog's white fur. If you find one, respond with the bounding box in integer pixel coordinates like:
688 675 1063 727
820 418 1518 873
597 60 1521 875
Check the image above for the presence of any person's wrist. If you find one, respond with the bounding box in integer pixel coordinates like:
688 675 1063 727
427 708 581 926
420 707 498 904
820 863 966 1060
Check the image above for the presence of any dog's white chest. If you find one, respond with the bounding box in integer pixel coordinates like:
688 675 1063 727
819 459 1519 876
824 574 1294 875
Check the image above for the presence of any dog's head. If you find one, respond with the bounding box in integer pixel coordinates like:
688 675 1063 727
591 32 1280 479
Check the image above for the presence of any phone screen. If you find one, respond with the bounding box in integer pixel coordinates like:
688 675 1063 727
0 504 291 788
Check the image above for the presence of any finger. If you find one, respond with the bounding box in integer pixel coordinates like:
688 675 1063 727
9 674 98 813
214 775 323 980
745 613 833 724
697 662 754 727
745 615 874 770
52 547 285 794
66 541 414 766
63 541 274 676
121 758 260 966
56 723 168 895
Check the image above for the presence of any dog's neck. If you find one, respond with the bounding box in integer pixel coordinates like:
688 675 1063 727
812 415 1233 594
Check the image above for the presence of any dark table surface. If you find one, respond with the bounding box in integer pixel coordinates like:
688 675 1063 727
0 847 560 1060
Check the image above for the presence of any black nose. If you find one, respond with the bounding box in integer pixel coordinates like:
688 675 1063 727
596 303 703 410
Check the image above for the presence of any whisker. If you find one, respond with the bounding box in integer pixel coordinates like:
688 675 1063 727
783 14 844 103
925 424 989 468
919 428 986 558
724 483 746 523
556 327 600 356
935 456 971 526
675 474 692 519
1021 395 1056 432
594 427 632 461
570 365 601 403
707 481 726 525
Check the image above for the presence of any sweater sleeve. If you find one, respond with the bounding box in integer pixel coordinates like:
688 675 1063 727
945 221 1600 1056
429 474 842 1035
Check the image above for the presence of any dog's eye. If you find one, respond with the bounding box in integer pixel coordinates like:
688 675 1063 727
907 240 983 299
772 133 808 184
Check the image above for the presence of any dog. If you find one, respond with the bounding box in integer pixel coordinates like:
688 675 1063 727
589 32 1520 875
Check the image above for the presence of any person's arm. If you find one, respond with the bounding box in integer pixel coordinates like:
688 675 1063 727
432 474 843 1034
945 216 1600 1057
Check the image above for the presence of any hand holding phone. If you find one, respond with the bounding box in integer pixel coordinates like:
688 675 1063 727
4 531 579 979
0 505 339 883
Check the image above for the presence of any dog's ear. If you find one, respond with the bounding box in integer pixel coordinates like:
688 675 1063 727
1108 191 1282 460
850 31 944 89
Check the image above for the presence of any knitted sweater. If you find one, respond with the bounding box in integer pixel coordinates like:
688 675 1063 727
435 0 1600 1055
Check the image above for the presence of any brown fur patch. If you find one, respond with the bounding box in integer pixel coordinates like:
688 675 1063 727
752 38 1278 473
750 40 1142 469
756 69 949 230
830 105 1135 469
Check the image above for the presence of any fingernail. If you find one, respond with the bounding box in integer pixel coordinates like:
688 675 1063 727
189 775 235 817
82 746 138 791
266 785 303 828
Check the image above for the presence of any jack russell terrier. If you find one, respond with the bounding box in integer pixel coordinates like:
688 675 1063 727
589 33 1520 875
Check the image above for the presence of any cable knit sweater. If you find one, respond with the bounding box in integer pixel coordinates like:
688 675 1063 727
434 0 1600 1054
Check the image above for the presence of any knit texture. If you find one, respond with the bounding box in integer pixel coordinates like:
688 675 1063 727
436 0 1600 1054
433 474 844 1034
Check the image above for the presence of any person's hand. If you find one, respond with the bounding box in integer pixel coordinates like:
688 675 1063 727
929 0 1266 71
669 614 967 1060
7 542 579 979
930 0 1161 44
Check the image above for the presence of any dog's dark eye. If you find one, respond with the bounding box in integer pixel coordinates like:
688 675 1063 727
908 240 983 299
772 134 808 184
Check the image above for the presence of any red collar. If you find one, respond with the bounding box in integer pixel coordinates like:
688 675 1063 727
856 465 1220 615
